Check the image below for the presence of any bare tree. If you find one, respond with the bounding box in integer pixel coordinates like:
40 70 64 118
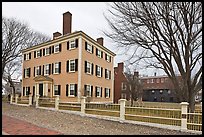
2 16 51 96
104 2 202 112
125 66 143 106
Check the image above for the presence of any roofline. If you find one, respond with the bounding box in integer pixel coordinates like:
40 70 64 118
21 31 116 56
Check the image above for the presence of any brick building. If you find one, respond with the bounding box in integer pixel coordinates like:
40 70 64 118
22 11 116 103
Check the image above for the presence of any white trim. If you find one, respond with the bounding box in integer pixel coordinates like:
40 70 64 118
54 44 60 53
69 40 76 50
111 57 114 103
78 36 82 102
69 83 76 97
69 59 76 72
45 47 50 56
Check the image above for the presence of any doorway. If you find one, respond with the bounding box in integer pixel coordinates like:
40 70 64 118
39 83 43 97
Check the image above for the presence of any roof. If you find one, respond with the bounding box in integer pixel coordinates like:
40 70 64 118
21 31 116 56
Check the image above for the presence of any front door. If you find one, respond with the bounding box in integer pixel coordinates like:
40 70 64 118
32 86 35 103
39 84 43 97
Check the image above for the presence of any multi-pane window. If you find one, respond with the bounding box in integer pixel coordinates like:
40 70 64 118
69 84 76 96
97 49 102 58
86 43 93 53
96 87 101 97
54 45 59 53
105 54 111 62
85 61 92 74
96 65 102 77
24 53 31 60
70 40 76 49
54 62 59 74
54 85 60 95
45 47 50 55
85 85 91 97
105 69 111 79
37 50 41 58
105 88 110 98
24 68 30 78
45 64 49 75
69 60 75 72
36 66 41 76
121 82 127 90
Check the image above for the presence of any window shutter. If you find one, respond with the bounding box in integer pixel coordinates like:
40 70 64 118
49 47 51 54
23 87 25 96
109 71 111 79
105 53 107 60
101 51 103 58
74 84 77 97
43 48 45 56
24 54 26 60
42 65 44 75
49 64 51 75
67 41 69 50
85 42 87 50
96 48 98 56
58 85 61 95
85 61 87 73
110 56 111 62
91 86 93 97
105 88 107 97
101 87 102 97
33 86 35 94
29 53 31 59
28 68 31 77
52 46 54 53
95 65 98 76
59 62 61 73
105 69 107 79
101 67 103 77
34 67 35 77
66 84 69 96
23 69 25 78
66 60 69 72
95 87 97 97
52 63 54 74
34 51 36 58
59 44 61 52
75 39 78 48
84 85 87 96
91 63 94 75
92 46 94 54
109 89 110 97
39 66 41 75
28 87 30 94
40 49 42 57
75 59 78 71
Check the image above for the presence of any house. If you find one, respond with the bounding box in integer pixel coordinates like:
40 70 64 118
21 11 116 103
114 62 180 103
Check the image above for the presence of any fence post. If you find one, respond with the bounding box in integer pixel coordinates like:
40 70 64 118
200 102 202 112
10 94 13 104
180 102 189 131
55 95 59 110
80 96 86 116
15 94 18 104
29 94 32 106
36 94 39 108
119 99 126 123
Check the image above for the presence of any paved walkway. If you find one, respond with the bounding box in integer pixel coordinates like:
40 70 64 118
2 115 63 135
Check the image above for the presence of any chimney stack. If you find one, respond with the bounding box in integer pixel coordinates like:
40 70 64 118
118 62 124 72
53 32 62 39
96 37 103 46
63 11 72 35
134 71 139 77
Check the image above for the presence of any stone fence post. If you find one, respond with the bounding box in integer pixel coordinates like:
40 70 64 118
15 94 18 104
81 96 86 116
10 94 13 104
55 95 59 110
180 102 189 131
119 99 126 122
36 94 39 108
29 94 32 106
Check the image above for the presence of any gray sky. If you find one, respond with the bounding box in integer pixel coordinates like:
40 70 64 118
2 2 164 77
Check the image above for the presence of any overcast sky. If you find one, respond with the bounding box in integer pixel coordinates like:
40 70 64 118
2 2 164 77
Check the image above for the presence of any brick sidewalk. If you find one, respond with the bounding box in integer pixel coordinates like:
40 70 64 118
2 115 63 135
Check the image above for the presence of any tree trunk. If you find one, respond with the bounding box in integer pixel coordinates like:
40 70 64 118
188 92 196 113
131 96 133 107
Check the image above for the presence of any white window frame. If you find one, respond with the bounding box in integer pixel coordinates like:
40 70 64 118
69 84 75 97
69 60 75 72
105 88 110 98
70 40 76 50
97 49 102 58
96 87 101 97
54 45 60 53
96 66 101 77
106 54 111 62
36 66 40 76
86 61 92 74
86 84 91 97
121 82 127 90
86 43 92 53
25 68 30 78
54 62 59 74
44 64 49 75
45 47 50 56
25 53 30 60
105 69 110 80
36 50 41 58
54 85 59 96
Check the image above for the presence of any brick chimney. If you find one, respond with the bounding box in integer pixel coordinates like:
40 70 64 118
63 11 72 35
96 37 103 46
134 71 139 77
118 62 124 72
53 32 62 39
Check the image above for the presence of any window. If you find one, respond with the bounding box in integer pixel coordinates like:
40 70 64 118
105 54 111 62
69 84 77 96
36 66 41 76
54 62 59 74
85 61 92 74
161 78 164 83
45 47 50 56
24 53 31 60
25 87 30 96
24 68 30 78
86 42 93 53
54 85 60 95
96 87 102 97
85 85 92 97
121 82 127 90
69 60 75 72
105 69 111 79
151 79 154 83
156 78 159 83
105 88 110 98
96 65 102 77
44 64 49 75
147 79 149 83
70 40 76 49
54 45 59 53
36 50 41 58
96 48 103 58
